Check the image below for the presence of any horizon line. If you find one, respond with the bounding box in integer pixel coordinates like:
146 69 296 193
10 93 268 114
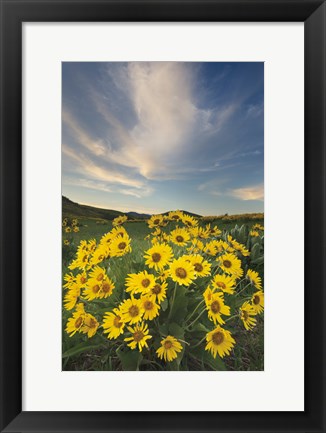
62 195 264 217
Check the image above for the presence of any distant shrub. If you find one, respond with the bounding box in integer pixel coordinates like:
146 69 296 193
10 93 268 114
96 220 108 225
201 213 264 223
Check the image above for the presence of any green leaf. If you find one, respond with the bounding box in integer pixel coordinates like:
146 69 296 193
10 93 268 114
158 323 169 336
250 243 261 261
190 322 210 333
169 322 184 339
167 360 179 371
202 350 227 371
252 256 264 265
62 341 105 358
169 286 189 324
189 346 226 371
161 298 168 312
238 224 249 244
117 347 143 371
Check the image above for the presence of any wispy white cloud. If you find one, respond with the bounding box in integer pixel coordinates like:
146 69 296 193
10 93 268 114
62 144 152 198
246 103 263 118
92 62 199 180
238 150 262 157
198 179 264 202
229 184 264 201
192 103 238 138
215 104 237 131
129 62 196 148
197 177 229 196
63 176 113 193
62 110 107 156
212 149 262 168
118 187 154 199
88 62 241 181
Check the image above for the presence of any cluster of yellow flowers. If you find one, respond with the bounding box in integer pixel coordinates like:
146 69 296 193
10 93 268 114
63 211 264 368
66 224 131 271
62 218 80 246
112 215 128 226
249 223 265 238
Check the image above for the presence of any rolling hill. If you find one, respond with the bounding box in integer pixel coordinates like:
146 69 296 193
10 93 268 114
62 196 203 221
62 196 151 220
62 196 262 223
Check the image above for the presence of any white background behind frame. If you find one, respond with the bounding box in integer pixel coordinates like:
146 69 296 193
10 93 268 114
22 22 304 411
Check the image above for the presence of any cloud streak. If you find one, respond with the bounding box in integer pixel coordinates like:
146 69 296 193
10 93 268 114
62 144 152 198
93 62 199 180
62 110 107 157
87 62 243 181
229 184 264 201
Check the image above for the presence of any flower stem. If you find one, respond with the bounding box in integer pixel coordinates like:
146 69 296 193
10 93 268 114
168 282 178 321
224 314 239 323
178 338 190 346
185 299 205 323
212 265 221 277
185 308 206 330
235 282 251 297
234 277 246 291
192 335 207 349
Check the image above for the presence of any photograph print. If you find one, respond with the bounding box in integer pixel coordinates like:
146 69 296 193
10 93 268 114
62 62 264 371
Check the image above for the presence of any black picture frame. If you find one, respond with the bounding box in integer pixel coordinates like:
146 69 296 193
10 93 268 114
0 1 325 432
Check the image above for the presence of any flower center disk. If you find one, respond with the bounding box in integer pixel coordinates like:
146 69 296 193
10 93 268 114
102 283 111 293
175 267 187 278
92 284 100 294
75 317 83 328
242 310 249 320
164 340 173 349
113 316 123 328
152 284 162 295
142 278 150 288
144 301 154 311
210 300 221 314
129 306 139 317
212 331 224 345
89 318 97 328
253 295 260 305
133 331 144 342
152 253 161 263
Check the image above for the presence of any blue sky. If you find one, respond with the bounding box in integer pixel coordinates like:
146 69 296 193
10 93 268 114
62 62 264 216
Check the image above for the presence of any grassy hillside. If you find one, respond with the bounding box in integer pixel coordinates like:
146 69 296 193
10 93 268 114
62 196 202 221
62 196 124 220
62 196 263 224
